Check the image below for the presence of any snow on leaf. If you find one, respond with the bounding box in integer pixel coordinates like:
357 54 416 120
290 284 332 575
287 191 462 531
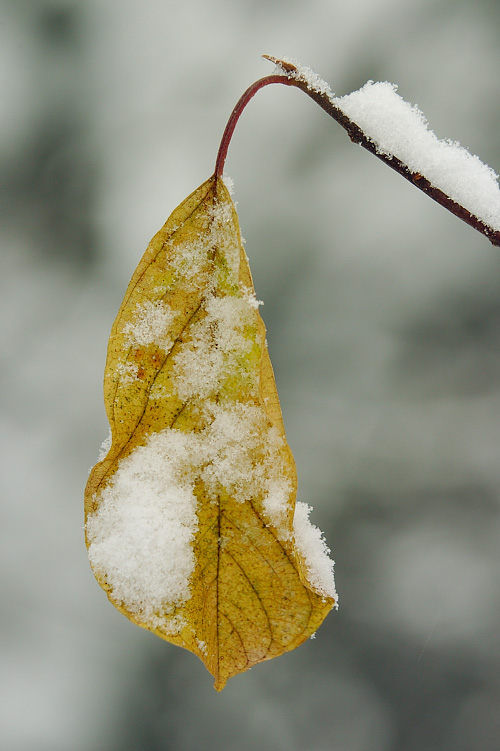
84 175 336 690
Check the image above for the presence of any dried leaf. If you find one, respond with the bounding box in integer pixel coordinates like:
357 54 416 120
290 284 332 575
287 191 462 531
84 175 337 690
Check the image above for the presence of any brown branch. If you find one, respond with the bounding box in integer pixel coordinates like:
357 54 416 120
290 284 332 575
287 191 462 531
214 56 500 248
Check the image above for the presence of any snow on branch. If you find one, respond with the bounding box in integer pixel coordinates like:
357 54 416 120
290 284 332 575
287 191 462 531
264 56 500 246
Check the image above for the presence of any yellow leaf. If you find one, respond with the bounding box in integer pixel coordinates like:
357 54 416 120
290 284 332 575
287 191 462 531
84 175 337 690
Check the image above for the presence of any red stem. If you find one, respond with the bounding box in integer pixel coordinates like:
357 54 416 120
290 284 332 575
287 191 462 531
214 75 294 178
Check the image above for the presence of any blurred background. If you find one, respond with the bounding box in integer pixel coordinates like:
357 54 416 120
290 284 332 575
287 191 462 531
2 1 500 749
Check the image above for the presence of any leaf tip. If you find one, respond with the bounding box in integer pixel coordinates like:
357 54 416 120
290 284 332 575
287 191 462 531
213 676 228 693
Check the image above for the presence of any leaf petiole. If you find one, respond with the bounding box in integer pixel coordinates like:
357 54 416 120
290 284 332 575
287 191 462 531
214 74 295 179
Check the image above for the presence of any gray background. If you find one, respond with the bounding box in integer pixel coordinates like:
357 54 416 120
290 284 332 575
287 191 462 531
2 1 500 749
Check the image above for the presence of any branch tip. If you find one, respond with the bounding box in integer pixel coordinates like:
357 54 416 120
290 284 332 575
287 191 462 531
262 55 298 74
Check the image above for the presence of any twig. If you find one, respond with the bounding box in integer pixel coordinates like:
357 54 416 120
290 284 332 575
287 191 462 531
214 57 500 248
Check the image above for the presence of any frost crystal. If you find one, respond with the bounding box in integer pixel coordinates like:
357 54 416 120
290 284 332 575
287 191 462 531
97 429 112 462
273 55 334 98
240 285 263 309
222 173 235 195
115 361 140 386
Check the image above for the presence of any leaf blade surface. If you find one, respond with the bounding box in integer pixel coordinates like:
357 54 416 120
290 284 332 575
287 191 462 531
85 176 336 689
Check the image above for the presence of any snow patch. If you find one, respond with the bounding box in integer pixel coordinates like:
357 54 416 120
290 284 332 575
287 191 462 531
262 478 293 537
115 361 140 386
198 403 290 502
240 284 263 309
273 55 334 98
273 56 500 232
293 502 337 601
122 299 177 351
335 80 500 231
197 639 208 655
171 293 259 401
86 402 306 621
86 429 201 627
